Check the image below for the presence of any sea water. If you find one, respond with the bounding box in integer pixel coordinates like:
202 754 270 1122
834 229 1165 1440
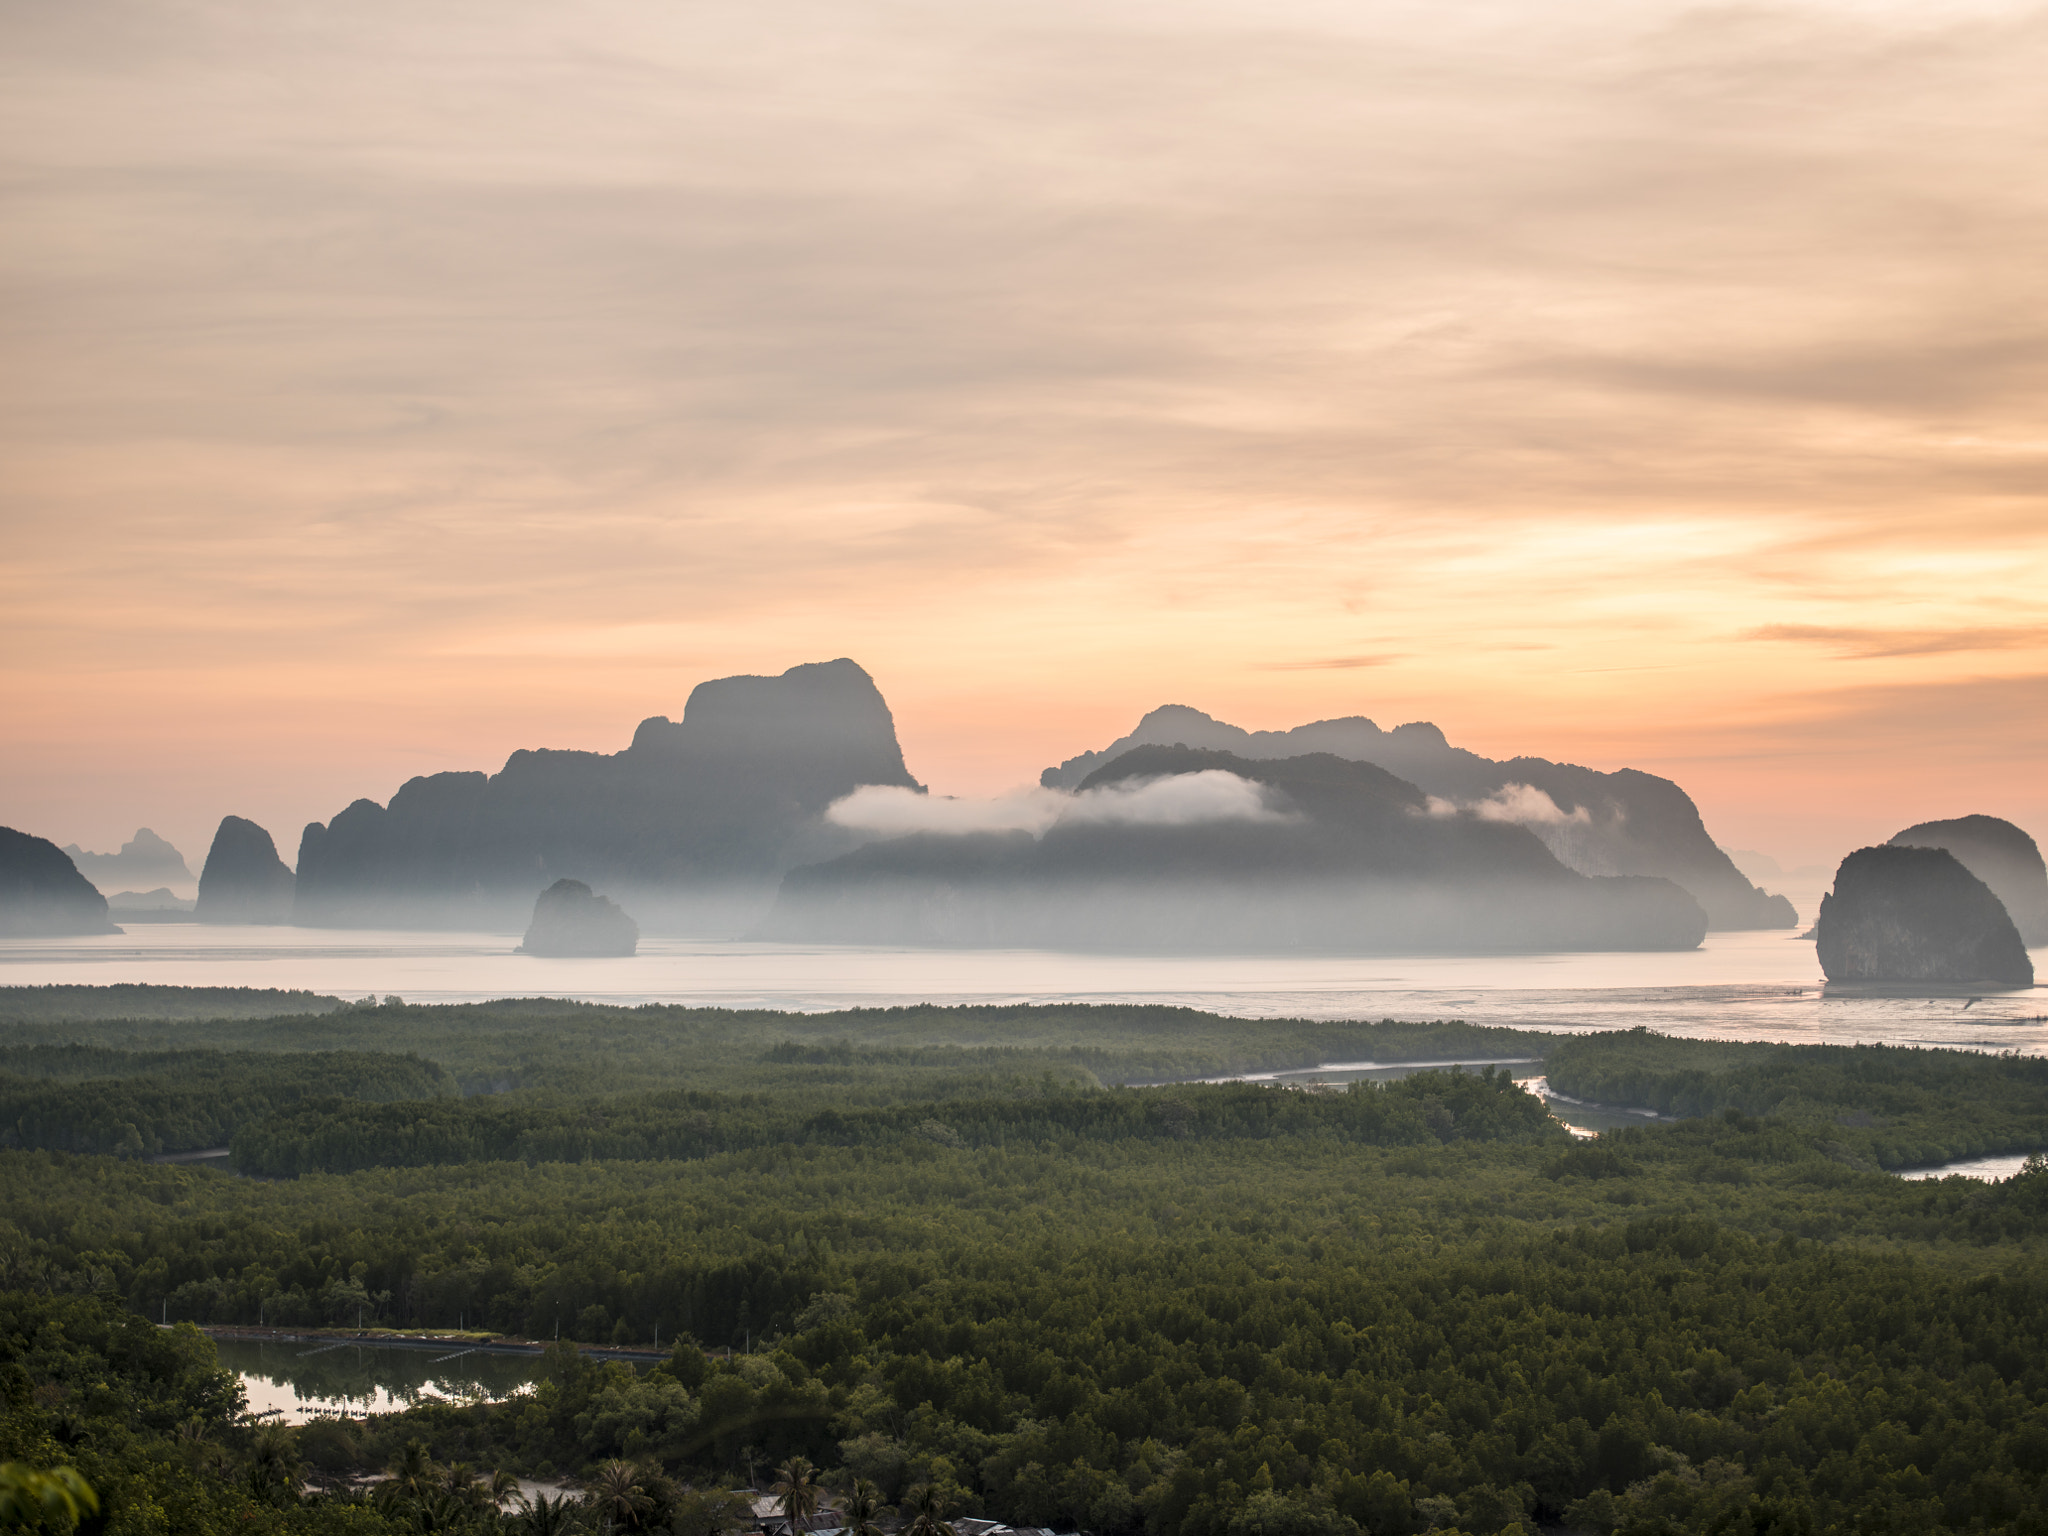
1 925 2041 1051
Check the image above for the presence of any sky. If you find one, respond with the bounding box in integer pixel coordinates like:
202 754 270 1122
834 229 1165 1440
3 0 2046 880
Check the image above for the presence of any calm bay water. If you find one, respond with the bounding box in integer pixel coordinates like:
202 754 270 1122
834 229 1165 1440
1 924 2041 1051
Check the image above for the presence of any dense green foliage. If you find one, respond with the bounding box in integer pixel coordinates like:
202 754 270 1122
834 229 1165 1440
0 1291 387 1534
229 1070 1554 1178
0 985 343 1023
8 996 2048 1535
0 996 1542 1096
1547 1029 2048 1169
0 1048 458 1159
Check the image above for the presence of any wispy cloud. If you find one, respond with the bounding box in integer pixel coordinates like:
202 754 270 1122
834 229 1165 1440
3 0 2047 857
1251 655 1405 672
1425 784 1592 827
1746 624 2048 659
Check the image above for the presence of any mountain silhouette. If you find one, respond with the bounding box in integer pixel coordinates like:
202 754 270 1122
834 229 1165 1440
61 828 194 892
766 745 1709 953
293 658 921 931
1041 704 1794 930
0 826 120 936
1888 815 2048 947
1817 845 2033 987
196 816 295 924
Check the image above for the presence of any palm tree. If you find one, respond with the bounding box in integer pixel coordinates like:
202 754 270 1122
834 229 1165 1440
173 1416 225 1477
245 1424 302 1507
771 1456 820 1536
516 1489 578 1536
588 1458 654 1532
487 1468 522 1509
375 1439 439 1517
901 1483 956 1536
842 1477 891 1536
408 1488 468 1533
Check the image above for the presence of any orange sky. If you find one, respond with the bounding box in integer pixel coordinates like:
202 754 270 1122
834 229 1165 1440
4 0 2045 880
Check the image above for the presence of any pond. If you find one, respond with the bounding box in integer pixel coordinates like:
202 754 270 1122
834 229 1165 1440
1895 1152 2040 1183
213 1337 622 1423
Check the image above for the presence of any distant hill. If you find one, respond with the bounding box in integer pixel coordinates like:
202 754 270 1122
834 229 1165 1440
1889 815 2048 947
61 827 194 893
60 823 192 897
0 827 120 937
293 658 923 931
766 745 1709 954
1041 704 1794 930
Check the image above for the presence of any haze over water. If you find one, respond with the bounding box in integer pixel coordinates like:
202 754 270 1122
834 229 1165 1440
7 927 2042 1053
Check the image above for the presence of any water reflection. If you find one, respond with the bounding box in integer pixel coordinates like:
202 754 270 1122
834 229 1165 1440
215 1338 580 1424
1896 1152 2039 1184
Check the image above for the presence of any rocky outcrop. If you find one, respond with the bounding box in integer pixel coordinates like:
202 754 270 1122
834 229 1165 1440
767 745 1709 954
293 658 922 932
517 879 640 957
1816 845 2034 986
1040 705 1795 930
195 816 295 924
62 828 193 893
0 826 120 936
1889 816 2048 947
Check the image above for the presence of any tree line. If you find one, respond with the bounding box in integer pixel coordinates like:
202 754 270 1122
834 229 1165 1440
227 1070 1555 1178
0 1047 456 1158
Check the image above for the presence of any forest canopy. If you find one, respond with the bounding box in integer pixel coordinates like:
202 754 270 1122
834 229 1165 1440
5 990 2048 1536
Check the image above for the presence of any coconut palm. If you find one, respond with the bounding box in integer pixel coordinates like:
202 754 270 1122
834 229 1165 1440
841 1477 891 1536
516 1489 578 1536
901 1483 956 1536
173 1416 227 1478
486 1468 522 1509
588 1458 655 1531
408 1488 470 1533
771 1456 820 1536
244 1423 302 1507
379 1439 439 1507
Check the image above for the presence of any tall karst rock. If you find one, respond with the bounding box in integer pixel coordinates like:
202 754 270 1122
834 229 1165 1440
0 826 120 936
1889 815 2048 948
294 658 923 931
195 816 296 924
1816 845 2033 987
1041 704 1795 930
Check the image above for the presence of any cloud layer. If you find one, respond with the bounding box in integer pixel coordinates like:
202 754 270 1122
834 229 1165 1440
2 0 2044 869
1427 785 1594 828
829 771 1291 838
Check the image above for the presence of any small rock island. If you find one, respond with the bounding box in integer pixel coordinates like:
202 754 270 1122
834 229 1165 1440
517 878 640 957
1816 844 2034 987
